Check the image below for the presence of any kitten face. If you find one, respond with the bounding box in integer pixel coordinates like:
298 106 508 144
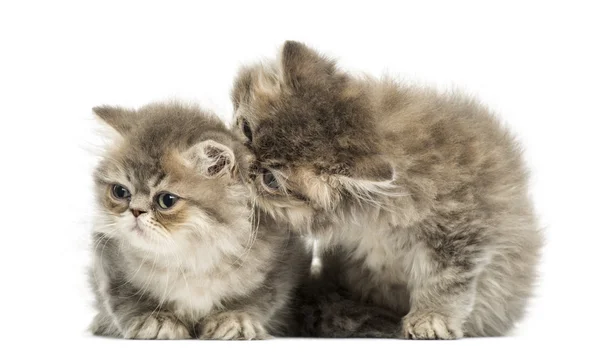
93 103 252 255
232 41 394 234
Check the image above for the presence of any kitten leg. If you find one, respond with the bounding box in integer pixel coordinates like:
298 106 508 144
402 227 486 339
92 259 191 339
199 311 271 340
100 287 191 339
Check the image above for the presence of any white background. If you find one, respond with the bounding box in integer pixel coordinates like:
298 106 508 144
1 1 598 352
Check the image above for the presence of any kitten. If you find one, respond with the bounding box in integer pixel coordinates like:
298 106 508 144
89 102 308 339
231 41 543 339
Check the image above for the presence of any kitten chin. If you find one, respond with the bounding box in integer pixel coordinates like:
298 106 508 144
89 102 309 339
232 41 543 338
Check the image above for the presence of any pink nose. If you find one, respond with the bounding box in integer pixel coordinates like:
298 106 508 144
131 209 147 218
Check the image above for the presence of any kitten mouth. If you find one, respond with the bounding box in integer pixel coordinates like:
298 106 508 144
131 224 145 236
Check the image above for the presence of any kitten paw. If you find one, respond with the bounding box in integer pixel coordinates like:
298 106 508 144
200 312 270 340
402 312 463 340
124 313 191 339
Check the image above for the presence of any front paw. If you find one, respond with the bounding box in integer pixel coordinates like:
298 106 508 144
200 312 270 340
402 311 463 340
124 313 191 339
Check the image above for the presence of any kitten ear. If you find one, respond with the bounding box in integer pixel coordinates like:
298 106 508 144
92 105 136 135
231 67 254 110
183 140 235 178
280 41 337 89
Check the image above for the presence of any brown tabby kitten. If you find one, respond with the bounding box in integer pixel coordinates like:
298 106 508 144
89 102 307 339
231 41 543 339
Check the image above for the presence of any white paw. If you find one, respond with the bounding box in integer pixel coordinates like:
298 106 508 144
124 313 191 339
402 311 463 340
200 312 270 340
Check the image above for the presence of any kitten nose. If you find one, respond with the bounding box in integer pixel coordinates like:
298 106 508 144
131 209 147 218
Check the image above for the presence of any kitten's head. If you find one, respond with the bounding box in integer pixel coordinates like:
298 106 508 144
92 103 252 256
231 41 395 234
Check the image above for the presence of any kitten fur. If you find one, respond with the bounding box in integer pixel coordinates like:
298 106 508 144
294 246 403 338
89 102 309 339
231 41 543 338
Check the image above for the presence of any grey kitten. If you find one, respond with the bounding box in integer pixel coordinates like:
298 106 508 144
89 102 307 339
231 41 543 339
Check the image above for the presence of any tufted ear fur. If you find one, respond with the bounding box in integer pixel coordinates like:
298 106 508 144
92 105 138 135
231 41 336 110
231 67 254 110
280 40 337 89
231 64 283 110
183 139 235 178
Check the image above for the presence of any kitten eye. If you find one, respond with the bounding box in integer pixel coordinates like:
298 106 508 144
262 169 279 190
241 118 252 142
156 193 179 210
111 184 131 199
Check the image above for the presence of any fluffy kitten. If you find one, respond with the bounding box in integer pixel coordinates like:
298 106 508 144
231 41 543 338
89 102 307 339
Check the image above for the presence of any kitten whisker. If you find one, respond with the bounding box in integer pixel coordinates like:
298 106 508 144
231 196 260 268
